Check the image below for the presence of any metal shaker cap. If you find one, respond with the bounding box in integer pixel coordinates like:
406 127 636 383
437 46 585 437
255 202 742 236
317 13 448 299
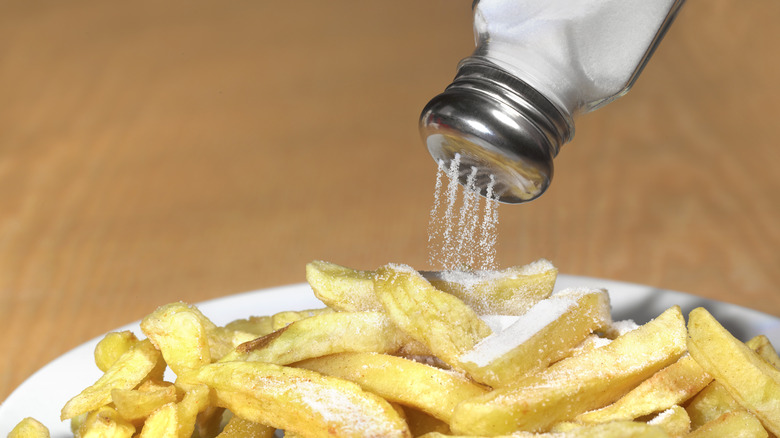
420 57 573 203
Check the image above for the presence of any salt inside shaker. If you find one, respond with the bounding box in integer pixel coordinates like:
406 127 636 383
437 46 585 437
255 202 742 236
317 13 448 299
420 0 686 203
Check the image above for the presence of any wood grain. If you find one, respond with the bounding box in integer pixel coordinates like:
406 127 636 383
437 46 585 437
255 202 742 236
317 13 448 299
1 0 779 406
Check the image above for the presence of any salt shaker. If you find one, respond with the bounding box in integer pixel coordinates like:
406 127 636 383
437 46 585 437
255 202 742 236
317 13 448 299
420 0 686 203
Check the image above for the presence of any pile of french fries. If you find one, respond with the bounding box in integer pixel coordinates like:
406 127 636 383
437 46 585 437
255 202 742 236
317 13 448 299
9 259 780 437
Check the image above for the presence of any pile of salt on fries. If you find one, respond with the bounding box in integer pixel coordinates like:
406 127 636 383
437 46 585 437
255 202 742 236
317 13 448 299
8 259 780 437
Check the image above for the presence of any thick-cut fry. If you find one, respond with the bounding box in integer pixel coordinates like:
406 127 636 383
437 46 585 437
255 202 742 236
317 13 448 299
187 361 411 438
61 339 163 420
461 288 611 386
176 385 210 438
686 410 768 438
746 335 780 370
646 405 690 437
138 403 178 438
685 381 741 430
295 352 488 423
423 259 558 315
140 302 214 375
269 308 334 330
450 306 687 434
7 417 50 438
94 331 139 372
374 264 492 370
576 354 711 423
420 420 669 437
687 307 780 435
228 311 423 364
111 384 178 420
224 315 275 337
306 260 378 311
77 406 135 438
216 414 275 438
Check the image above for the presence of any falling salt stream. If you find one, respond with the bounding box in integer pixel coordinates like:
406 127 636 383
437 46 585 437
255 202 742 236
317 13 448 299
427 154 500 271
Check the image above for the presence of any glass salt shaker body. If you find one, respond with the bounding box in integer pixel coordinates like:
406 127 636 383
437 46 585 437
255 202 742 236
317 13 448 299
420 0 686 203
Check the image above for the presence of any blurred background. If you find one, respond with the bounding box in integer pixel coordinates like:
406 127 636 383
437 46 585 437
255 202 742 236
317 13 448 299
1 0 779 401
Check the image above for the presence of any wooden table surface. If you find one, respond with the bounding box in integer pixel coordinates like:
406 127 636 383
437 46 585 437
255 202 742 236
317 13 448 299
2 0 779 405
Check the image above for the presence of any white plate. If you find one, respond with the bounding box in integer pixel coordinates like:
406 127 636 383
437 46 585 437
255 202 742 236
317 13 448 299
2 277 780 436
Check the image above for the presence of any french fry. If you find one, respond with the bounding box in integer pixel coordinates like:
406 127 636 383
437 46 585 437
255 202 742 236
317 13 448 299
215 414 275 438
138 403 178 438
686 410 768 438
295 352 488 423
111 384 178 421
685 381 741 431
687 307 780 435
61 339 163 420
269 308 334 330
228 311 424 364
646 405 690 437
175 385 211 438
77 406 135 438
141 302 215 375
575 354 711 423
94 331 139 372
423 258 558 315
374 264 492 370
450 306 687 434
306 260 378 312
186 361 411 438
461 288 611 387
7 417 50 438
420 420 669 437
224 315 275 337
746 335 780 370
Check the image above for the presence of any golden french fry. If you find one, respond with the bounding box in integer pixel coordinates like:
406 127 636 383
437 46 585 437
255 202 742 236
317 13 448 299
195 405 226 438
461 288 611 387
111 384 178 420
423 259 558 315
138 403 178 438
306 260 378 312
77 406 135 438
7 417 50 438
746 335 780 370
450 306 687 435
216 414 275 438
206 326 259 361
186 361 411 438
575 354 711 423
687 307 780 435
685 381 741 431
374 264 492 370
646 405 690 437
228 311 422 365
270 308 334 330
61 339 163 420
175 385 210 438
140 302 214 375
686 410 768 438
420 420 669 437
94 331 139 372
224 315 275 337
295 352 488 423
